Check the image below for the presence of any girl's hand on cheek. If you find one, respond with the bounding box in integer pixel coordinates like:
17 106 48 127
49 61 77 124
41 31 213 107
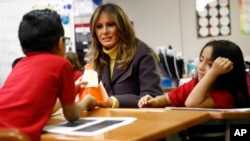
211 57 233 76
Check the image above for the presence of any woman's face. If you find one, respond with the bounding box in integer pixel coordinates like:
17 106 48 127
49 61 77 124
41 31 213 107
197 46 213 81
95 12 119 50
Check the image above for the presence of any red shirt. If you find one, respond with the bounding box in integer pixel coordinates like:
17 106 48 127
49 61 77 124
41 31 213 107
168 78 234 108
0 52 76 141
73 70 83 81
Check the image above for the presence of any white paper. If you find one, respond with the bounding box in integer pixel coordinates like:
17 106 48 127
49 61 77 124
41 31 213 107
43 117 136 136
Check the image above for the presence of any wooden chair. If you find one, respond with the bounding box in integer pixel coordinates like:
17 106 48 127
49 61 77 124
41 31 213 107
0 128 30 141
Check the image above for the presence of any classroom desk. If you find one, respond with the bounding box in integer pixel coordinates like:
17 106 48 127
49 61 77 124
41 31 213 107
209 110 250 141
169 108 250 141
166 107 250 119
42 108 211 141
209 111 250 119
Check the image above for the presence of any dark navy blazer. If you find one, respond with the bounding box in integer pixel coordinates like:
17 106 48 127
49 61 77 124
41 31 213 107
100 42 163 108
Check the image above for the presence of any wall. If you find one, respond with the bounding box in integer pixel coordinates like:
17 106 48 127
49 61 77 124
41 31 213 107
102 0 183 52
102 0 250 62
180 0 250 61
76 0 182 54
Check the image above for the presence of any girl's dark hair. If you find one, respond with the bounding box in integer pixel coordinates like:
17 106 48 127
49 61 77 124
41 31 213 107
200 40 250 107
11 57 24 68
65 52 83 71
18 9 64 54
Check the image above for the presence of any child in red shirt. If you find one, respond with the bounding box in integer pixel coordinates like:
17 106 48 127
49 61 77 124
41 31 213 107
138 40 250 108
0 9 97 141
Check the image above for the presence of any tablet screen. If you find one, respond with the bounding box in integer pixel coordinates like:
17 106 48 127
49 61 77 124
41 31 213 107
59 119 96 127
75 120 123 132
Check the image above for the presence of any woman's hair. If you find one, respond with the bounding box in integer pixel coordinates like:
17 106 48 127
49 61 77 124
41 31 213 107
199 40 250 107
87 3 139 74
18 9 64 54
65 52 83 71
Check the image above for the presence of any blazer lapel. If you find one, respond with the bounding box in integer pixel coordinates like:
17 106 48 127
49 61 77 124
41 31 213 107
101 62 113 95
101 56 132 87
111 62 126 83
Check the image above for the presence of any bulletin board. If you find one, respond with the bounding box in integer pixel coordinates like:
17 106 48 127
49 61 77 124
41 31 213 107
196 0 231 38
0 0 75 86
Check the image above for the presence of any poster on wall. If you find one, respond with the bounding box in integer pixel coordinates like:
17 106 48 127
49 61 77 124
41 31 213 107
239 0 250 35
196 0 231 38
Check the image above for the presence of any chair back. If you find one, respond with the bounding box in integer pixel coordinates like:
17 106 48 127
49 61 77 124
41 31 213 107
0 128 30 141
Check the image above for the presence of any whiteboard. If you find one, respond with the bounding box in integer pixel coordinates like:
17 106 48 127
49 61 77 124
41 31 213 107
0 0 75 86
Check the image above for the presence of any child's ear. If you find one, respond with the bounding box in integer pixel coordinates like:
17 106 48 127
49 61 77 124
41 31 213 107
53 37 66 56
58 37 65 50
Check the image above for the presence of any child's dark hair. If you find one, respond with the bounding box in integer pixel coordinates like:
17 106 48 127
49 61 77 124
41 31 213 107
11 57 24 68
18 9 64 54
200 40 250 107
65 52 83 71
